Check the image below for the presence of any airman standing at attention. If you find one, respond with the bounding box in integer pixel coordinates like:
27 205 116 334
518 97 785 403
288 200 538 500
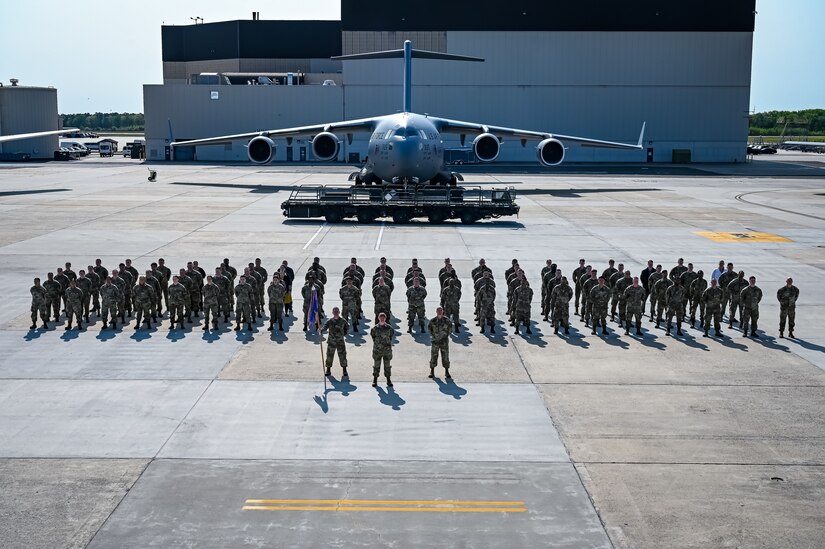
86 265 101 315
187 262 205 315
689 270 708 328
550 276 573 335
623 277 646 336
93 259 110 311
428 306 453 379
339 277 361 331
543 269 562 323
680 263 699 317
646 265 663 321
589 277 611 336
701 278 724 337
370 312 394 387
54 267 69 315
43 272 61 321
177 268 195 323
63 262 77 282
777 277 799 339
608 262 625 321
740 276 763 338
477 273 496 334
373 277 393 323
581 269 599 326
267 274 287 332
406 277 427 333
438 258 452 288
652 269 672 328
64 279 84 331
669 258 687 283
243 266 261 319
234 275 254 332
150 263 167 315
572 259 588 315
214 267 232 323
254 258 269 310
202 276 220 331
99 277 122 330
118 263 134 318
168 275 189 331
322 307 349 378
614 270 633 328
144 270 161 323
29 277 49 330
76 270 93 323
157 258 173 310
110 269 128 324
718 263 736 321
513 279 533 335
375 257 394 278
601 259 618 283
133 276 157 330
441 277 462 333
727 270 748 328
221 258 237 312
665 278 686 336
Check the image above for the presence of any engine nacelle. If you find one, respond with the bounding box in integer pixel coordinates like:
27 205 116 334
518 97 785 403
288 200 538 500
473 133 500 162
536 138 565 167
247 136 276 164
312 132 340 161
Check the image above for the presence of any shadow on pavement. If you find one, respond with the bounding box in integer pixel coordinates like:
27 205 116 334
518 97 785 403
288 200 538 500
434 377 467 400
376 386 405 410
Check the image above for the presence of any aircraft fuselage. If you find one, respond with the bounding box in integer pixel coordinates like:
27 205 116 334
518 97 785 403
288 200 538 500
362 113 445 184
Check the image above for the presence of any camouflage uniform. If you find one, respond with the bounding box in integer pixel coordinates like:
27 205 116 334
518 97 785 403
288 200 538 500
664 283 686 334
244 272 260 318
477 285 496 333
428 315 453 374
680 270 699 314
30 284 49 327
701 285 724 335
187 269 204 314
254 265 268 312
608 270 623 320
110 275 128 322
43 278 61 320
76 276 93 321
157 264 173 308
652 277 673 326
144 273 161 319
323 316 349 373
93 265 110 308
202 282 220 328
213 273 232 320
646 271 663 320
119 270 134 316
513 283 533 333
99 283 122 327
178 273 195 321
267 279 286 329
55 271 69 313
550 282 573 333
370 323 394 381
232 282 253 328
441 280 461 332
670 264 687 284
614 275 633 326
777 284 799 336
581 276 598 325
623 285 646 334
543 274 562 323
406 285 427 331
726 275 748 326
339 284 361 328
151 268 167 314
133 282 156 328
689 276 708 326
740 284 763 336
572 265 588 314
589 284 611 334
718 270 737 319
86 270 101 313
373 283 392 321
168 282 189 328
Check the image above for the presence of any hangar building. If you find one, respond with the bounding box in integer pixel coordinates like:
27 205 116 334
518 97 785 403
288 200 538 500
143 0 756 164
0 82 60 160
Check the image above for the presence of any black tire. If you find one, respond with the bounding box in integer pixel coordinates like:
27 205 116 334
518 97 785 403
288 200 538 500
428 211 447 224
460 212 477 225
357 211 376 224
392 210 411 224
325 209 343 223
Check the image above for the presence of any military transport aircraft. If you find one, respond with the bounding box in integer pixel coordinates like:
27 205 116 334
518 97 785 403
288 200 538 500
172 41 644 186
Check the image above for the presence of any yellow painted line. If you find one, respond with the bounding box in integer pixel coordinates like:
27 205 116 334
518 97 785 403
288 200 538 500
245 499 525 506
694 231 793 243
242 505 527 513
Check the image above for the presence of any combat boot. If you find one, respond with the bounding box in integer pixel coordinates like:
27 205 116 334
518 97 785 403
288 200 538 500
407 324 412 333
268 322 274 331
490 325 496 334
591 327 596 335
602 326 608 335
624 328 630 335
65 323 72 331
779 331 784 339
325 367 331 376
111 320 118 330
41 322 49 330
372 375 378 387
134 323 140 330
146 320 152 330
716 329 723 337
102 323 108 330
224 315 229 323
127 310 132 318
445 368 452 379
428 367 435 379
202 324 208 331
703 329 709 337
213 320 218 330
247 323 253 331
278 320 283 331
690 316 696 326
454 325 459 334
480 326 485 334
85 315 90 323
677 328 683 336
29 323 37 330
543 315 549 322
342 368 349 378
554 326 559 335
565 327 570 335
302 323 307 332
789 331 795 339
419 321 425 332
526 326 533 335
386 376 393 387
635 328 642 336
751 330 758 338
234 323 241 331
666 324 671 334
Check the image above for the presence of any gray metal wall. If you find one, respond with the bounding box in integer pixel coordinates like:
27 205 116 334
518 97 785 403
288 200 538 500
145 30 753 163
0 87 59 159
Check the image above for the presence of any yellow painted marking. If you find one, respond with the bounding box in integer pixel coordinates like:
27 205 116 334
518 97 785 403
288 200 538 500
694 231 792 243
242 505 527 513
245 499 525 506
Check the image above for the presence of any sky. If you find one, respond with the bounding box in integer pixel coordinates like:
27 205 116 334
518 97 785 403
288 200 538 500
0 0 821 114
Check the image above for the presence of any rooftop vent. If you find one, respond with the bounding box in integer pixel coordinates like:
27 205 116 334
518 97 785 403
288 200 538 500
10 78 19 86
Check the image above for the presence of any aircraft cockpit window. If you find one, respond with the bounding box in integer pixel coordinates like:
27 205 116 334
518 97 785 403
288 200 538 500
386 129 396 138
402 127 419 137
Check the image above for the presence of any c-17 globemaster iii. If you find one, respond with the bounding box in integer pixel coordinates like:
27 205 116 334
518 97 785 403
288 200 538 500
173 41 645 186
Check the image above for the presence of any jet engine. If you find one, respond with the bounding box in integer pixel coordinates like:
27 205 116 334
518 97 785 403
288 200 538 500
247 136 276 164
536 138 565 166
311 132 340 161
473 133 500 162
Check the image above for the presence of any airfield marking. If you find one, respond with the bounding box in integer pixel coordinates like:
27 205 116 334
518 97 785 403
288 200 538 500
302 223 328 250
694 231 793 243
375 222 386 250
242 499 527 513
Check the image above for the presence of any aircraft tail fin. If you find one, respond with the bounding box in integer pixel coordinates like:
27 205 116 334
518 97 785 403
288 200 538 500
333 41 483 113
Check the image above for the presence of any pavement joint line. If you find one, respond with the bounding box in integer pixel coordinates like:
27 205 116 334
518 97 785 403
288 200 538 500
245 499 526 505
303 223 328 250
375 222 385 250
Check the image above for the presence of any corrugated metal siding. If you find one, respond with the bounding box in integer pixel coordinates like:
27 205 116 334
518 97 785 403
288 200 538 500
0 87 59 159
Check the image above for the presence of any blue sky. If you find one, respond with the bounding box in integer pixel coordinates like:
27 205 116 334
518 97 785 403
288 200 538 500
0 0 820 113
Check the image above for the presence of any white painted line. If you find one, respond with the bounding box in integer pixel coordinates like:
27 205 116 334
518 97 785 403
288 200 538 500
303 223 327 250
374 222 385 250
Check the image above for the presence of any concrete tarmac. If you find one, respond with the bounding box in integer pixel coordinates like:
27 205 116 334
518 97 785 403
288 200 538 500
1 154 824 548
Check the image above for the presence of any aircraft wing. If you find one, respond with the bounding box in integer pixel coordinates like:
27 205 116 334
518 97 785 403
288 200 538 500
0 128 80 144
171 117 385 147
431 117 645 150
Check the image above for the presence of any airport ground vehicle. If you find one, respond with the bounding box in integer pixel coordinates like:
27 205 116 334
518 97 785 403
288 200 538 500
281 185 519 224
122 146 132 157
99 143 113 157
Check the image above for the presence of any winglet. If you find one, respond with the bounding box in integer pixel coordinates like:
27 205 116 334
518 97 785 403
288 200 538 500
637 122 646 148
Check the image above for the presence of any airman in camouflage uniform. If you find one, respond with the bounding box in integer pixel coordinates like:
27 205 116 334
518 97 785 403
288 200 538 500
652 269 672 328
76 270 93 322
177 268 195 323
680 263 699 316
718 263 736 321
647 265 663 321
125 259 140 289
339 277 361 330
701 278 724 337
428 306 453 378
202 276 220 331
441 278 461 333
543 270 562 323
214 267 232 322
477 279 496 334
601 259 618 285
188 262 204 315
664 279 686 335
550 277 573 335
99 277 122 330
370 312 394 387
93 259 110 311
589 277 611 335
507 269 525 324
777 277 799 338
373 266 395 291
133 276 157 330
234 276 254 331
669 258 687 284
572 260 588 315
581 270 599 326
254 258 268 312
150 263 166 316
322 307 349 377
267 275 287 331
373 277 393 323
406 277 427 333
623 277 646 336
168 275 189 330
144 270 161 322
118 263 134 317
608 263 625 321
614 270 633 327
86 265 101 315
375 257 394 278
221 258 237 310
513 279 533 335
55 268 69 315
110 270 128 323
540 260 556 317
29 278 49 330
43 272 61 321
688 270 708 328
243 267 260 319
740 276 763 337
63 262 77 282
64 279 84 330
726 271 748 328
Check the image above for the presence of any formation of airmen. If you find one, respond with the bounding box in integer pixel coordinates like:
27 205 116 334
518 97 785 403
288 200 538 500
29 255 801 387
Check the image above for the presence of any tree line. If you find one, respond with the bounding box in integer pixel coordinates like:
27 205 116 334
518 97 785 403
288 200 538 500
60 113 144 132
749 109 825 137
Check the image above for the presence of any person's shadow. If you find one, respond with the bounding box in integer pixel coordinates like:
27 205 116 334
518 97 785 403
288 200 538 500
96 327 117 342
482 319 509 347
433 376 467 400
376 385 405 410
517 321 547 348
23 327 46 341
453 322 472 347
788 337 825 354
131 327 154 342
751 333 790 352
313 375 359 413
60 328 81 342
201 328 221 343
